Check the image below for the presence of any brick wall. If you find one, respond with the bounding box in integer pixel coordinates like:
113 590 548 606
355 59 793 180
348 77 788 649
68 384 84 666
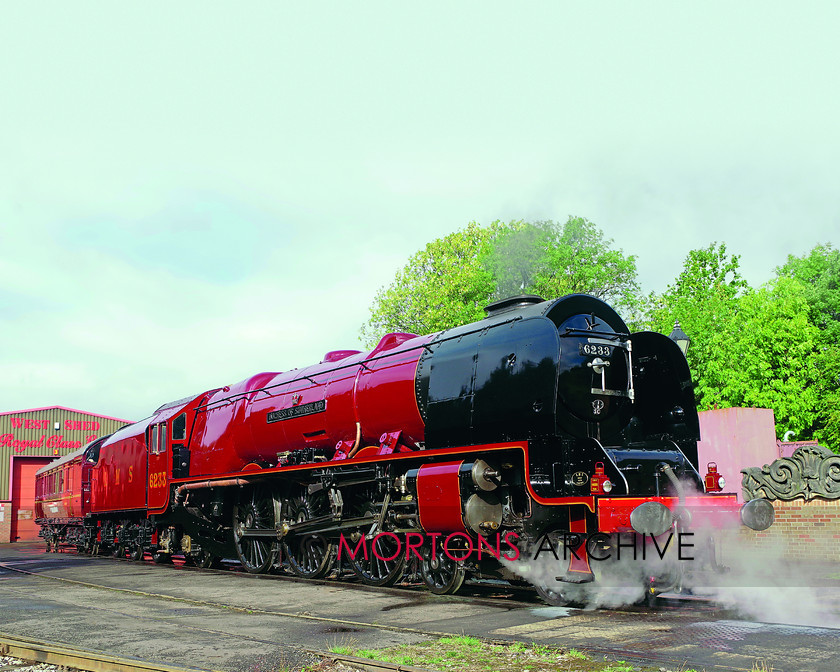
737 498 840 562
0 502 10 544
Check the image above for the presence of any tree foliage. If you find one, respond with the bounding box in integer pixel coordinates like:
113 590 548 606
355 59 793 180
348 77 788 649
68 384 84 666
482 217 641 314
646 242 750 414
648 242 836 448
705 278 820 439
362 217 641 346
360 221 516 346
775 244 840 448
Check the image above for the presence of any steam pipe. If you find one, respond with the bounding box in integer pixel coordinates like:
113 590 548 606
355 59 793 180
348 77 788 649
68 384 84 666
174 478 249 504
659 463 685 508
347 422 363 458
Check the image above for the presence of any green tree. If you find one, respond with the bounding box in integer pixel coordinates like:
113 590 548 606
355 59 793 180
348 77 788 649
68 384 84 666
653 241 749 307
649 243 827 444
646 242 750 410
528 217 641 313
705 278 820 440
813 349 840 451
776 244 840 450
362 217 641 346
482 217 641 315
777 243 840 342
360 221 517 346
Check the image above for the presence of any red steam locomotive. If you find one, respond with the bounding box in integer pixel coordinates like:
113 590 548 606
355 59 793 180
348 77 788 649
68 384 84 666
35 294 774 603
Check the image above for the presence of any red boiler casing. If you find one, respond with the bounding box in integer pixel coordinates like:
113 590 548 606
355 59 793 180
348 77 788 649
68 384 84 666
188 333 435 477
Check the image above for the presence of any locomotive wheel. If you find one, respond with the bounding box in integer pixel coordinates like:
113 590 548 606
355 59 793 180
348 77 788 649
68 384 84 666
530 531 583 607
350 533 406 586
193 549 221 569
420 546 466 595
152 550 172 564
534 582 573 607
282 494 335 579
129 544 145 561
347 501 405 586
233 486 277 574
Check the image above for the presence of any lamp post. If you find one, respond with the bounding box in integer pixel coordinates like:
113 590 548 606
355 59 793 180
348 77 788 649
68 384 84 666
669 320 691 356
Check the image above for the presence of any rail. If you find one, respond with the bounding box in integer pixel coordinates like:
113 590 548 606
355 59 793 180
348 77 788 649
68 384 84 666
0 633 436 672
0 633 222 672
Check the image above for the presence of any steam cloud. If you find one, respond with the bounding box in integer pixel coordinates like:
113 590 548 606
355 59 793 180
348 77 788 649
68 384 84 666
505 520 840 627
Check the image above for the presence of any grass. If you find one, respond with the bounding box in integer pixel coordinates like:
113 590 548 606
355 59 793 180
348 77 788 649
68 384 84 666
326 637 664 671
324 638 776 672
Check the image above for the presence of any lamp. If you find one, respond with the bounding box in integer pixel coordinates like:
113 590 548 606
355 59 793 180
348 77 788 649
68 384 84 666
669 320 690 356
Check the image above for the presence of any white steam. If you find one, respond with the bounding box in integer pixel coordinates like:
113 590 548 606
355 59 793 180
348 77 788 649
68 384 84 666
505 517 840 627
694 528 840 628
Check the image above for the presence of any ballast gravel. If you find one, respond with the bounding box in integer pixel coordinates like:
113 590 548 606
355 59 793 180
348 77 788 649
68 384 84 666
0 655 80 672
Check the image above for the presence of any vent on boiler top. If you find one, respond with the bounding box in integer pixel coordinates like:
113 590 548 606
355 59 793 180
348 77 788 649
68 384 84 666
484 295 545 317
322 350 362 363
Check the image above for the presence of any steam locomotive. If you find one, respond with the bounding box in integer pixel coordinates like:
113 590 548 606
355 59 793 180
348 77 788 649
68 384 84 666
35 294 773 603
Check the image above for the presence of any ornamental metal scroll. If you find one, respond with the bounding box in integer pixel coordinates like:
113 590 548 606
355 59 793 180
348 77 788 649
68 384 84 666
741 444 840 502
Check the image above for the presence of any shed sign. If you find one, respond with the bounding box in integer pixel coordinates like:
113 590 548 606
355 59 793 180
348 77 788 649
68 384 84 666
0 432 98 453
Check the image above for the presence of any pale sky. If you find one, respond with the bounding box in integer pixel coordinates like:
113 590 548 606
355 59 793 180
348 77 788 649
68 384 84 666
1 3 838 421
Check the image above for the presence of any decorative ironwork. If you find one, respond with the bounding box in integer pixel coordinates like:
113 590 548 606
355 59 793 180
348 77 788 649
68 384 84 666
741 444 840 501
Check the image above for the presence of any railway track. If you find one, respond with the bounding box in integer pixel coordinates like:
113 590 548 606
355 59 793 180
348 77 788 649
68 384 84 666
0 633 437 672
3 546 826 672
0 567 722 672
0 633 220 672
0 558 473 640
18 544 549 608
3 552 446 671
18 546 725 615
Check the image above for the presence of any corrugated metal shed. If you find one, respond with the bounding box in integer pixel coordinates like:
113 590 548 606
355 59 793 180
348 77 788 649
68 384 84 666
1 406 132 502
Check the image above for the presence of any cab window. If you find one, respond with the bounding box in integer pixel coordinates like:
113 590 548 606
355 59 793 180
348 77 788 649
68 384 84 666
159 423 167 453
172 413 186 441
84 441 101 464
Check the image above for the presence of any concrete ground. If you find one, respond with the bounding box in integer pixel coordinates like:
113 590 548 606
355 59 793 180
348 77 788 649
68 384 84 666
2 543 840 672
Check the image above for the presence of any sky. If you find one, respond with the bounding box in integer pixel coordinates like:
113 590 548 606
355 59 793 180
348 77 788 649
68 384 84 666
1 3 838 422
